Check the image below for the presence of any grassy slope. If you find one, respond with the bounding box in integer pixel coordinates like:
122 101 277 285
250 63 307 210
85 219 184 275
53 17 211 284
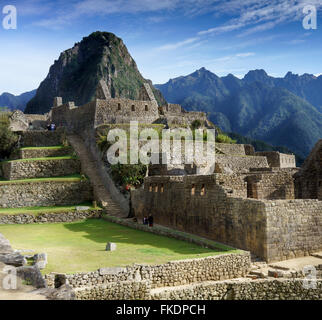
0 203 100 216
0 219 236 274
0 174 83 184
19 146 67 150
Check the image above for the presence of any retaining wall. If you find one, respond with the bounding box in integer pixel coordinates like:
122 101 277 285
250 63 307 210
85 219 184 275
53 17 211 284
52 253 250 289
150 278 322 300
0 210 102 224
19 128 66 147
1 158 81 180
0 180 93 208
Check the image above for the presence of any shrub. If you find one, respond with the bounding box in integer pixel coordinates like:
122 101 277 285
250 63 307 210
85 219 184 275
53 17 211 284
216 133 237 144
190 119 202 130
0 112 18 160
110 163 147 188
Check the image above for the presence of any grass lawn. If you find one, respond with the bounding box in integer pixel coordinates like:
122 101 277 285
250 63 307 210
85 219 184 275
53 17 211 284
0 174 84 184
0 219 233 274
0 203 100 216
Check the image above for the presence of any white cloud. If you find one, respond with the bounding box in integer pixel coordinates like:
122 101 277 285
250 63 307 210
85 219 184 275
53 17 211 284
156 37 201 51
198 0 322 36
235 52 255 57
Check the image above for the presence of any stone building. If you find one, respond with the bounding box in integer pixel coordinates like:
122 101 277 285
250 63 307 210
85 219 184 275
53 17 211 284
49 83 208 131
132 140 322 263
255 151 296 168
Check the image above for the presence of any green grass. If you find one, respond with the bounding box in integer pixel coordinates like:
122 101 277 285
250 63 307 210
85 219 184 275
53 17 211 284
1 155 77 163
0 219 233 274
19 146 68 151
0 174 84 184
0 203 101 216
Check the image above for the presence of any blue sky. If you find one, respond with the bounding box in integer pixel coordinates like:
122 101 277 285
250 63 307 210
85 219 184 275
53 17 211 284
1 0 322 95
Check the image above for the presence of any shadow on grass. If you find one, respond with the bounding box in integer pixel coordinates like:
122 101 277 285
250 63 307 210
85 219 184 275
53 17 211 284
63 219 217 256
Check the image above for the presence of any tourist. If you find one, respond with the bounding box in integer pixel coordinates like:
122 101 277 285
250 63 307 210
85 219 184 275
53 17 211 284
28 122 33 130
46 122 51 131
143 216 148 225
148 214 154 227
50 123 56 131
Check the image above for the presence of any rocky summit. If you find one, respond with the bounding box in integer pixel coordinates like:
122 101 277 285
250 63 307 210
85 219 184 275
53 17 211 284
25 31 166 114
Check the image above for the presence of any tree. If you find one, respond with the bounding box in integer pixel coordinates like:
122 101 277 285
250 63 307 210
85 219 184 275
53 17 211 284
0 112 18 160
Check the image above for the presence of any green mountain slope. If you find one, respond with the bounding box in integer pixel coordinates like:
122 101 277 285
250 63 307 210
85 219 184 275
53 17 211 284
156 68 322 157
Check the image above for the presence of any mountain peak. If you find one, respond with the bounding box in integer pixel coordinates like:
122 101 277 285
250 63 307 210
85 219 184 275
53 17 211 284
285 71 297 79
190 67 219 79
243 69 274 86
194 67 211 75
25 31 165 114
244 69 268 79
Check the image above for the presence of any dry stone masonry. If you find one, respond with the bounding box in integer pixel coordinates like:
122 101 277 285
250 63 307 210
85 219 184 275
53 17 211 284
0 180 92 208
1 158 81 180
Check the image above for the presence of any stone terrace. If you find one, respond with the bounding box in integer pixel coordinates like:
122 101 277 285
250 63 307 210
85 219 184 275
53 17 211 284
0 130 93 211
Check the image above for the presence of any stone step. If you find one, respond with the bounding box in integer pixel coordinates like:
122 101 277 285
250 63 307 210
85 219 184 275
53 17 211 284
67 134 127 218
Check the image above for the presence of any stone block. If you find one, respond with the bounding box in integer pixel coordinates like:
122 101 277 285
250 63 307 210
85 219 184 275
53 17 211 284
106 242 117 251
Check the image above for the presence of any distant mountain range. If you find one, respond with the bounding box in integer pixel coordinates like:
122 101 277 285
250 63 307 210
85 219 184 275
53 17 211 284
156 68 322 157
0 90 36 111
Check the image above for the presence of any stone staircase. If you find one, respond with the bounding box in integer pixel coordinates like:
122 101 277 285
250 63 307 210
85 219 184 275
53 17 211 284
67 134 127 218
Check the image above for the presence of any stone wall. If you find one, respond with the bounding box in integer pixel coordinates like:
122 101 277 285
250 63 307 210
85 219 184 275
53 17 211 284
0 180 93 208
216 143 246 156
132 175 267 259
20 128 66 147
74 281 151 300
18 147 73 159
95 98 159 125
216 154 269 173
246 171 295 200
132 174 322 262
50 252 250 289
0 210 101 224
256 151 296 168
9 111 48 132
51 102 96 132
150 279 322 300
1 158 81 180
265 199 322 262
294 139 322 200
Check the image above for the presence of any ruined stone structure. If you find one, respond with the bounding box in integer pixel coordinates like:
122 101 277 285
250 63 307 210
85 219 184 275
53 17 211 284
256 151 296 168
132 139 322 263
294 140 322 200
5 83 321 267
49 83 207 132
